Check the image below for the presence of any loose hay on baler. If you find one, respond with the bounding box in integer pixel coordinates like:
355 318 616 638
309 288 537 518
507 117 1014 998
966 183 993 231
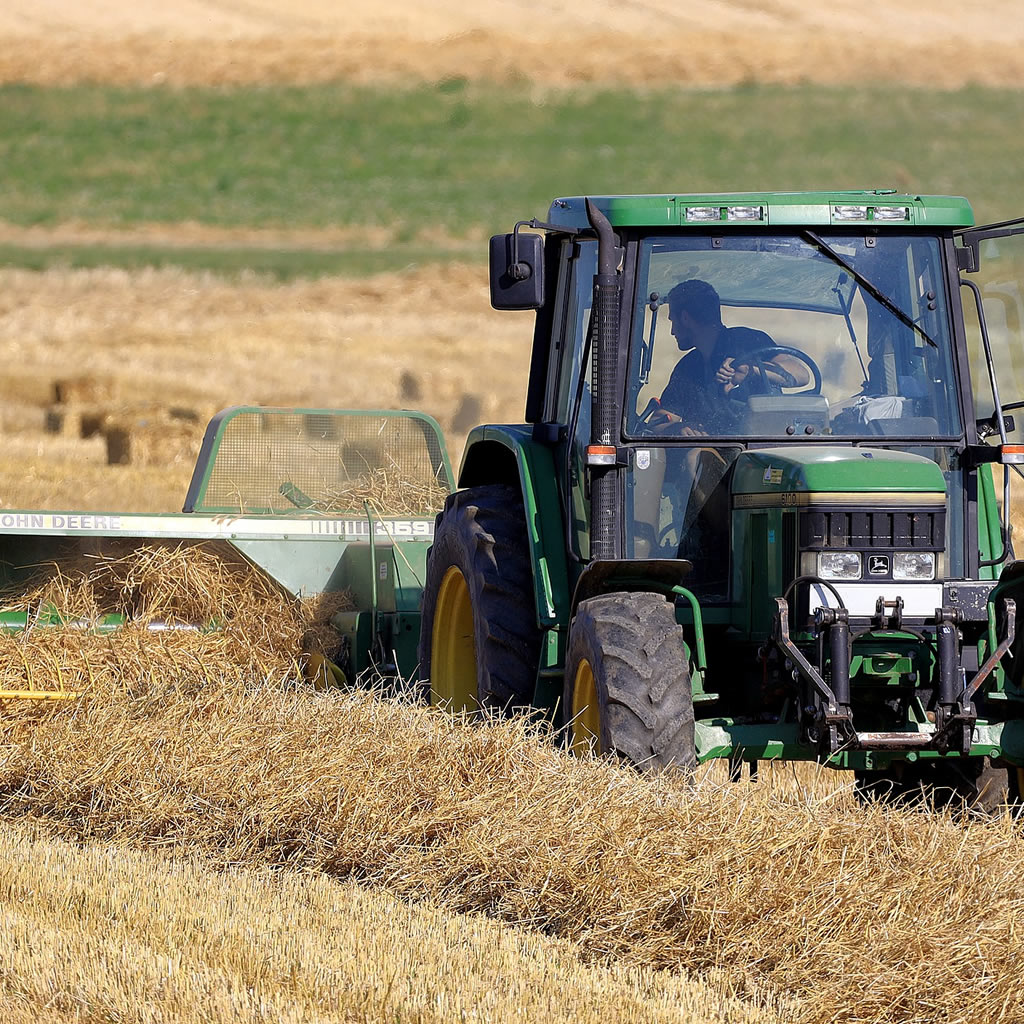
0 407 453 701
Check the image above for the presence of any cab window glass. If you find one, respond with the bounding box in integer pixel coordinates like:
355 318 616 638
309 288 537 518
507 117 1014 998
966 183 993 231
627 233 961 441
557 240 597 559
962 232 1024 439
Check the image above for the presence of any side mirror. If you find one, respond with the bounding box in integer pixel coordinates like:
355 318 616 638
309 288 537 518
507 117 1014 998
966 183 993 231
489 232 545 310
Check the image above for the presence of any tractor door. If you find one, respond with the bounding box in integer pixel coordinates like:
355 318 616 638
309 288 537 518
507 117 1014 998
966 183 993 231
959 218 1024 569
960 219 1024 437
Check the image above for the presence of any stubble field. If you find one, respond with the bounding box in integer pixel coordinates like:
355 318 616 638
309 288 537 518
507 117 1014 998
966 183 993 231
2 3 1024 1022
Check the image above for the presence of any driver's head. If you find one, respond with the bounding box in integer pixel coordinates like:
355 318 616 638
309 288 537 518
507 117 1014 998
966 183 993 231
666 279 722 351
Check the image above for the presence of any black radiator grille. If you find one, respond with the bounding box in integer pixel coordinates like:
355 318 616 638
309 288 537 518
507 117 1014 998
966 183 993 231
799 508 945 551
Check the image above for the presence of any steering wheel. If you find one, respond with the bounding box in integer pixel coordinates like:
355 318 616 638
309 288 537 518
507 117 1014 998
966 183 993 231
726 345 822 398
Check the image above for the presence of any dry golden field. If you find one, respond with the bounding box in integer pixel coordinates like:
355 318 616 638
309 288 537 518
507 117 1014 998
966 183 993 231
0 824 792 1024
0 508 1018 1022
0 563 1021 1024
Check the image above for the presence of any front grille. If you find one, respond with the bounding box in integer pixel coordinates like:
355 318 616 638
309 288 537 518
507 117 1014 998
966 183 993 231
799 508 945 551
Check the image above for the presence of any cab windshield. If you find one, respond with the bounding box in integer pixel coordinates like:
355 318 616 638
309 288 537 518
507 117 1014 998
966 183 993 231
626 233 962 439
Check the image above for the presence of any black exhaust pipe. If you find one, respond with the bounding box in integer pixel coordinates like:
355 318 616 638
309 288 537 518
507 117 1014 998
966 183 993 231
585 198 622 561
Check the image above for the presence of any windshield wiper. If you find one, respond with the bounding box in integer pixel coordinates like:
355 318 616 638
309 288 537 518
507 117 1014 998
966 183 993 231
802 230 937 348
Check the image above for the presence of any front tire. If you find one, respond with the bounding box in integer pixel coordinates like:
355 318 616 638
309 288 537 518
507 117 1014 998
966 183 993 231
564 591 696 771
418 484 540 713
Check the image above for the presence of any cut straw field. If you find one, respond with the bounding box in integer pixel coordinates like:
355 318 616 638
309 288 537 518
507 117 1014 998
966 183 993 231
1 648 1022 1023
1 5 1023 1019
0 823 791 1024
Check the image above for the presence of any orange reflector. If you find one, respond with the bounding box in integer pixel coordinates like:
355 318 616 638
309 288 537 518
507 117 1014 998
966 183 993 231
586 444 617 466
1001 445 1024 464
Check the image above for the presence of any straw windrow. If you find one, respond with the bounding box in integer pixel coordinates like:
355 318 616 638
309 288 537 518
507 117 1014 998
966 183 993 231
0 671 1022 1023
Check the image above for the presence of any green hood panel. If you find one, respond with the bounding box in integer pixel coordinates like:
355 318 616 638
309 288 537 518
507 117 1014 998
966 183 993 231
731 447 946 500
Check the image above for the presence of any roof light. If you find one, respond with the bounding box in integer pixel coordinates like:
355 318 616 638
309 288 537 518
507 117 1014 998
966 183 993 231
833 205 870 220
726 205 763 221
685 206 722 222
872 206 909 221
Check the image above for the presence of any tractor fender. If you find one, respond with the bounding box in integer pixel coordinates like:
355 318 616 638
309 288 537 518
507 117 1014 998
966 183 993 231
457 425 571 630
570 559 694 617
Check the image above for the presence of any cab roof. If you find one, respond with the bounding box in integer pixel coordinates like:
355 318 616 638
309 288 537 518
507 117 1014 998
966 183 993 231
546 191 974 230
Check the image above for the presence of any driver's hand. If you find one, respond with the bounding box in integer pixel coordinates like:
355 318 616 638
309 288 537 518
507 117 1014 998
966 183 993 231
716 357 750 393
646 408 683 431
647 409 707 436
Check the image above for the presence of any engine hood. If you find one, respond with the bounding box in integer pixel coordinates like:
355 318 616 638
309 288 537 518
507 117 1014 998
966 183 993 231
731 446 946 505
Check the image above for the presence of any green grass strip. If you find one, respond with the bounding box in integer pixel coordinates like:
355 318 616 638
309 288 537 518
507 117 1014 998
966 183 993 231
2 80 1024 273
0 242 479 279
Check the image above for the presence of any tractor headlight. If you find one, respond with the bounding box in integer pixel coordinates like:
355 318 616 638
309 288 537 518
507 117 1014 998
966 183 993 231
893 551 936 581
818 551 863 580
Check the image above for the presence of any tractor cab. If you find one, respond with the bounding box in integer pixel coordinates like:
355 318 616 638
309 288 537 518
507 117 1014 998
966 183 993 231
426 192 1024 800
526 198 981 608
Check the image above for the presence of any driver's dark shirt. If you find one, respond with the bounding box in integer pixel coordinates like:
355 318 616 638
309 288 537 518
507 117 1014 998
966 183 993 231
660 324 775 423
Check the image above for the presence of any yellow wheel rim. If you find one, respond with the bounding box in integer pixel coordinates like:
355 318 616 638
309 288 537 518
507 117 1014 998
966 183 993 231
570 658 602 755
430 566 478 712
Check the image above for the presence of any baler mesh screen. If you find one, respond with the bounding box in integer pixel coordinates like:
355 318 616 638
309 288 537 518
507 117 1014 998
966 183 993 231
193 411 451 516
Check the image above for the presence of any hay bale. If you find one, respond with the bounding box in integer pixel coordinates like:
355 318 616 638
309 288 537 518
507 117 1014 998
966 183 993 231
103 423 132 465
103 414 204 468
44 404 83 439
79 408 111 439
400 370 422 402
53 375 118 406
47 403 118 440
0 403 47 435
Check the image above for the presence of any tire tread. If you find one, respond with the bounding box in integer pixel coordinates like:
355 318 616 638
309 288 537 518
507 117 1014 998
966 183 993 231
565 591 696 771
418 484 539 710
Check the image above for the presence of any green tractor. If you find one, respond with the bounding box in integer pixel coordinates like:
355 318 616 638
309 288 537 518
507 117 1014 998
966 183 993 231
418 191 1024 805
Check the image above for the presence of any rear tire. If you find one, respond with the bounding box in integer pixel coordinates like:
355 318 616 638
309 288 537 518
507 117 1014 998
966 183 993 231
418 484 540 712
563 591 696 771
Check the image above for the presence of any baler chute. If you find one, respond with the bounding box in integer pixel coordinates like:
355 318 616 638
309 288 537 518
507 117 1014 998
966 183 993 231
0 407 453 699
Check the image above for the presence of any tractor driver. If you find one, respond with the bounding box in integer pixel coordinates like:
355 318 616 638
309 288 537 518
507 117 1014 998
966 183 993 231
646 278 810 435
